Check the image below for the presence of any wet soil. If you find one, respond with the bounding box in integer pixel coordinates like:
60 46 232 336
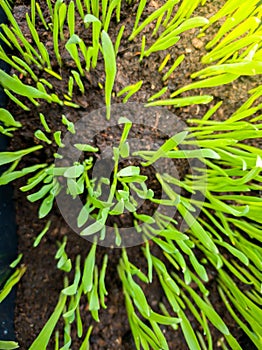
3 0 260 349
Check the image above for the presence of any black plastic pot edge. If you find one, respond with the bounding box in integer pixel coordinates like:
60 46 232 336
0 4 18 341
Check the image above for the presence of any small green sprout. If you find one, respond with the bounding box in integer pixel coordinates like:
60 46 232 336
33 220 51 247
117 80 143 103
0 340 19 349
28 285 68 350
65 35 84 76
114 25 125 55
101 30 117 119
162 54 185 81
0 265 26 303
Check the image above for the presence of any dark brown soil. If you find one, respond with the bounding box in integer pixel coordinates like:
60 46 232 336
5 0 259 349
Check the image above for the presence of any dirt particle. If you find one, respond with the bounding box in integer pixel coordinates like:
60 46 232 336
192 37 204 50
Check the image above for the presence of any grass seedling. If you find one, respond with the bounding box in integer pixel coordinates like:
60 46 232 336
0 24 25 58
142 17 208 59
56 238 72 273
129 0 178 40
0 109 21 129
62 114 76 134
84 14 102 69
0 69 52 102
171 72 239 97
101 30 116 119
148 86 168 102
39 113 51 133
0 340 19 349
167 0 207 28
133 0 147 33
0 145 43 166
114 24 125 55
53 0 62 66
62 255 81 296
79 325 93 350
158 54 171 72
12 56 38 81
162 54 185 81
65 35 84 76
103 0 121 32
68 76 74 97
117 80 143 103
36 2 48 30
91 0 99 18
33 220 51 247
28 283 68 350
26 13 51 68
34 130 52 144
145 95 213 107
0 265 26 303
58 1 67 41
67 1 75 36
0 48 26 76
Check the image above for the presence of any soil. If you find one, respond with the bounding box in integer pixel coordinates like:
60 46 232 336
3 0 260 349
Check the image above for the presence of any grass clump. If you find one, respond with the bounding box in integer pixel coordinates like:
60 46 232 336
0 0 261 349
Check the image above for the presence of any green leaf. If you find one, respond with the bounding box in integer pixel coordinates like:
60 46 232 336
178 204 219 254
185 286 230 335
217 241 249 265
145 95 213 107
34 220 51 247
0 266 26 303
119 175 147 183
0 69 51 101
117 166 140 177
0 163 47 185
28 291 67 350
34 130 52 144
62 114 75 134
74 144 99 152
84 14 101 24
82 243 97 293
129 0 179 40
101 30 116 119
167 149 220 159
163 16 209 38
99 254 108 309
134 213 155 224
81 220 104 236
67 1 75 36
65 34 84 76
77 202 90 227
79 326 93 350
62 256 81 295
39 192 55 218
0 341 19 349
0 145 42 166
142 131 188 166
0 109 21 127
9 254 23 269
64 164 84 178
178 309 201 350
27 183 53 202
110 199 124 215
192 61 262 78
171 73 238 97
88 266 100 311
128 276 151 318
149 311 181 325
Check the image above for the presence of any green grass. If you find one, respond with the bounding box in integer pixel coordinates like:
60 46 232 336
0 0 262 349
